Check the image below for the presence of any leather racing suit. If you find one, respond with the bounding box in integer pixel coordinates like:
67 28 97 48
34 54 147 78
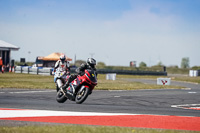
54 60 70 89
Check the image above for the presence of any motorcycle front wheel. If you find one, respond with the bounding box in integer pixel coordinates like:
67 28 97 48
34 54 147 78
56 90 67 103
75 87 90 104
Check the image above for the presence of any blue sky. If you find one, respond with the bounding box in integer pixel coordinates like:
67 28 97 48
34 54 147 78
0 0 200 67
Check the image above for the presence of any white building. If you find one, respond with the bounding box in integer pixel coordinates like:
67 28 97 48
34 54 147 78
0 40 19 66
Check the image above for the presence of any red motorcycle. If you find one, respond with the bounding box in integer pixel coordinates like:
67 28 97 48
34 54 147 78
56 69 97 104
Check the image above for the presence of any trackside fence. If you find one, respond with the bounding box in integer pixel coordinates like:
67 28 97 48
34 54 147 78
14 66 167 76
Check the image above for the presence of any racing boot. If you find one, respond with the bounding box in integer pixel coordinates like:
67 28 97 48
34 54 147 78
62 81 74 101
64 81 74 94
61 81 70 94
64 75 75 93
67 85 74 94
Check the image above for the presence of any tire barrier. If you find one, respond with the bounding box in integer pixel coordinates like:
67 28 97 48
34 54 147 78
70 68 167 76
15 66 53 75
14 66 167 76
97 69 167 76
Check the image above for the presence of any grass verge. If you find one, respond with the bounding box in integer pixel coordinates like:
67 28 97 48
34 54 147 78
0 125 198 133
116 74 200 84
171 76 200 84
0 73 183 90
97 74 183 90
0 73 54 89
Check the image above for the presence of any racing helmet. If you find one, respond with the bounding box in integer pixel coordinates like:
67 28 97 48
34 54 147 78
87 58 96 68
60 54 66 63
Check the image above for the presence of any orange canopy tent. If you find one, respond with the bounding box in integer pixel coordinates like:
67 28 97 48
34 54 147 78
42 53 72 61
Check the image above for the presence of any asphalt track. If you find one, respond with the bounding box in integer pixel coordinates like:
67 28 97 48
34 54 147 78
0 78 200 131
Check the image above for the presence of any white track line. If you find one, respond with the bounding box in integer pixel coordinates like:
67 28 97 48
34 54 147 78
0 109 139 118
171 104 200 110
188 92 197 94
9 90 56 94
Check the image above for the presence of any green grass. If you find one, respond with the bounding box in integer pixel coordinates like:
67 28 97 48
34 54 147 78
0 73 183 90
0 73 54 89
115 74 200 84
97 74 183 90
0 125 198 133
171 76 200 84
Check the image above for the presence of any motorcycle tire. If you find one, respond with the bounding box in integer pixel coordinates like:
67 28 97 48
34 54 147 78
75 87 90 104
56 90 67 103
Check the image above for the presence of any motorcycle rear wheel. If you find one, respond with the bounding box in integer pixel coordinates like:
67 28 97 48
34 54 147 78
56 90 67 103
75 87 90 104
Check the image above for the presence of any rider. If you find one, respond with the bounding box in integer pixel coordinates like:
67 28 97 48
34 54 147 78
54 54 70 89
76 58 97 75
61 58 97 93
0 57 2 73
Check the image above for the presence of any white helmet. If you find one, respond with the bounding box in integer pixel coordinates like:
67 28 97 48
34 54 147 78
60 54 66 63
